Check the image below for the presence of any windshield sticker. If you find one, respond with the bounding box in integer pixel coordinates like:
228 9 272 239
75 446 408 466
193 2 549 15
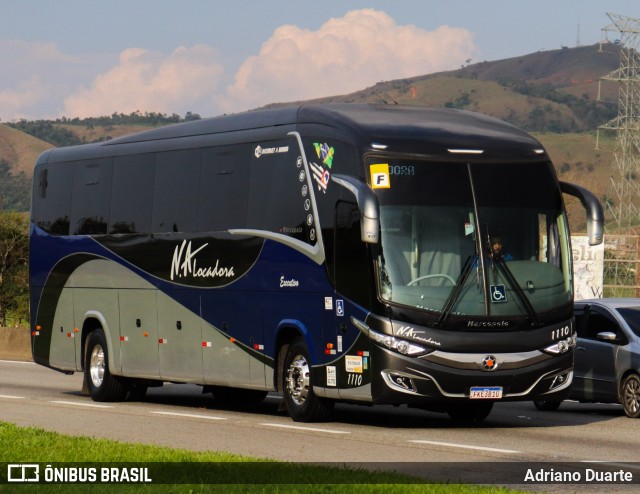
370 163 391 189
490 284 508 303
308 142 334 194
313 142 334 168
310 161 330 193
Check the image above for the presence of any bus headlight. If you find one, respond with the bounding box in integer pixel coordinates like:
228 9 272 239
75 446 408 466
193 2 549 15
543 334 577 355
350 317 432 356
369 327 429 356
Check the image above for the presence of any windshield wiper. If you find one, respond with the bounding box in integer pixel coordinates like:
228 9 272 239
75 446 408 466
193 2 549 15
484 226 540 326
434 254 477 328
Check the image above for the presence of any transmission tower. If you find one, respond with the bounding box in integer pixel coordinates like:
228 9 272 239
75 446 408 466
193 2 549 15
598 13 640 232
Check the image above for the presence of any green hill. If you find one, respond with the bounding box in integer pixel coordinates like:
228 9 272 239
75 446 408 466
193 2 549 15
0 124 52 177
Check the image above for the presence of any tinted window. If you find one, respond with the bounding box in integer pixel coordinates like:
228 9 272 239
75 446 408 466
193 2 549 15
70 158 112 235
247 138 315 245
198 145 249 231
616 307 640 337
32 163 72 235
580 309 621 340
109 154 154 234
334 201 371 306
151 149 201 233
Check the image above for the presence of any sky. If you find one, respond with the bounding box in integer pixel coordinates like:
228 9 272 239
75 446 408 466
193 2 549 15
0 0 637 121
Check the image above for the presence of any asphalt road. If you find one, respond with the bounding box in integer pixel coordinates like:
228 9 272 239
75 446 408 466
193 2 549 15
1 359 639 491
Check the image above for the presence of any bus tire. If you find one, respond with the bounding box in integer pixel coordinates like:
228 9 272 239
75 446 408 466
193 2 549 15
282 337 334 422
84 329 126 402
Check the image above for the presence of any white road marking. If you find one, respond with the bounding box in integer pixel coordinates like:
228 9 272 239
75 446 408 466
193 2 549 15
261 423 351 434
150 411 226 421
51 400 113 409
0 360 35 365
0 394 26 399
409 439 519 454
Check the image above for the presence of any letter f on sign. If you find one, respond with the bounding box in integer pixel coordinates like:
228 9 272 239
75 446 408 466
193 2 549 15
370 163 390 189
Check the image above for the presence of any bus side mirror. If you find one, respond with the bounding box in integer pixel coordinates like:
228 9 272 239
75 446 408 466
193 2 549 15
331 174 380 244
560 181 604 246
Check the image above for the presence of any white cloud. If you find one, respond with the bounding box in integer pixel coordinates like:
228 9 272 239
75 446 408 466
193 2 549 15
0 77 46 116
63 45 225 118
0 40 83 120
219 9 477 112
0 9 477 121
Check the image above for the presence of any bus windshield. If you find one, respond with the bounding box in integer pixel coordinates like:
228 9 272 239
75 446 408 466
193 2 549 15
374 158 572 320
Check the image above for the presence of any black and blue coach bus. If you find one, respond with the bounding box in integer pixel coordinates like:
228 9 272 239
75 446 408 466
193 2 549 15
30 104 603 422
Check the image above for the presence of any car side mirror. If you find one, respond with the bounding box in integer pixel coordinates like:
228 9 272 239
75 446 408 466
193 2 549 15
596 331 617 342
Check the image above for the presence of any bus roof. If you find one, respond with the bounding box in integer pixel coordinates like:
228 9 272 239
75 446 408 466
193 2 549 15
36 104 547 164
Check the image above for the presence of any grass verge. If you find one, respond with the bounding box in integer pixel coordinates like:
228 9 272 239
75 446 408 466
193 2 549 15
0 421 530 493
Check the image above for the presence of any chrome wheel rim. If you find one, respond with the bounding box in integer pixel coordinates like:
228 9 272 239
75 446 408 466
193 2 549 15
623 377 640 415
285 354 310 406
89 344 105 388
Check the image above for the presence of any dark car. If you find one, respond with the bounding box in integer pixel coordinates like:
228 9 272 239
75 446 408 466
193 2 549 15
534 298 640 418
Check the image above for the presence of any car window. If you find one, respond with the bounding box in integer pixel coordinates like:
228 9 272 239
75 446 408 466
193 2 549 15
617 307 640 338
580 308 624 342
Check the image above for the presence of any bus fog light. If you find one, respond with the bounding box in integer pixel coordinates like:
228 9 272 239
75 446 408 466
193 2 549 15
549 371 572 390
383 371 416 392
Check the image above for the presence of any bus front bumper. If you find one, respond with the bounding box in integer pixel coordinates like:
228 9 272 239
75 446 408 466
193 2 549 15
370 345 573 405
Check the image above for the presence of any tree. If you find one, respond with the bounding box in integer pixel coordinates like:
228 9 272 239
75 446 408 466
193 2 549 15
0 212 28 327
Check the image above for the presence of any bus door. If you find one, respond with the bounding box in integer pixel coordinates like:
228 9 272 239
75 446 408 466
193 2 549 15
332 200 373 395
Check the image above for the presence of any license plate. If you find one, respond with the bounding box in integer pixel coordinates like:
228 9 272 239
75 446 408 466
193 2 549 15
470 386 503 399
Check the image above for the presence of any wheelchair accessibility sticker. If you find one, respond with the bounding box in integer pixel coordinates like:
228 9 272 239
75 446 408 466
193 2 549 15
490 284 507 303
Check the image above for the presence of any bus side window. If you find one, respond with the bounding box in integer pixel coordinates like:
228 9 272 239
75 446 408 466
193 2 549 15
198 146 249 232
152 149 201 233
335 201 371 307
32 164 72 235
71 159 112 235
247 139 313 245
109 154 155 234
38 168 48 198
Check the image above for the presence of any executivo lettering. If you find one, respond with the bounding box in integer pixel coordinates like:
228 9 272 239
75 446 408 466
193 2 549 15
170 240 235 281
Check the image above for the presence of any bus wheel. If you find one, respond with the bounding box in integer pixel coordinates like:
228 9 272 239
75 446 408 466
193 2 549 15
282 337 334 422
621 374 640 418
447 402 493 423
84 329 126 402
